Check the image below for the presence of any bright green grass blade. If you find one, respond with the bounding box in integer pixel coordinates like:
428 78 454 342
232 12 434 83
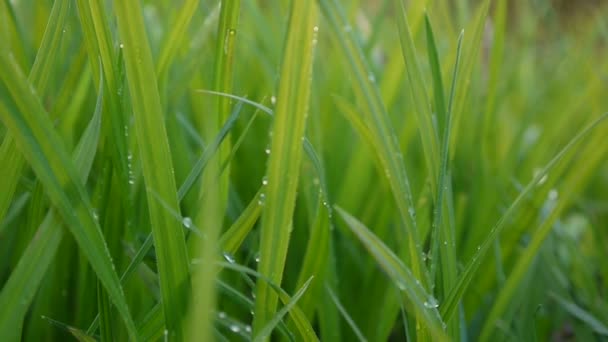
334 206 447 341
316 0 428 300
441 112 608 323
396 3 440 193
326 285 368 342
252 0 318 335
113 0 191 339
549 292 608 336
0 51 137 341
253 277 313 342
220 187 263 254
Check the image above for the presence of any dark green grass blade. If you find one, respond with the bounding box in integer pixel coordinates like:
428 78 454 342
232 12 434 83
113 0 191 339
252 0 318 335
0 51 137 340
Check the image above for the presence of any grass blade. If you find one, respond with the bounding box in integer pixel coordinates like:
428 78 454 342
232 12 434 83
0 53 137 339
113 1 191 339
335 206 447 340
252 0 318 335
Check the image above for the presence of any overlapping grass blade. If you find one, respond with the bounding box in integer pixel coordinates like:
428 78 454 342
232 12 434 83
396 3 440 193
0 53 137 340
253 277 313 342
113 0 191 339
252 0 318 335
441 112 608 323
334 206 447 340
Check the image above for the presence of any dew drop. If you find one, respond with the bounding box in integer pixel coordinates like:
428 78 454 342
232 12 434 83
423 296 439 309
119 43 124 49
223 252 236 263
270 95 277 105
182 217 193 229
313 26 319 33
548 189 558 200
245 325 252 333
218 311 227 319
262 176 268 186
258 193 266 205
254 253 261 263
265 147 271 155
229 325 241 333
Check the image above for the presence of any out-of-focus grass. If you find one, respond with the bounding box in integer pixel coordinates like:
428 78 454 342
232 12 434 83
1 0 608 341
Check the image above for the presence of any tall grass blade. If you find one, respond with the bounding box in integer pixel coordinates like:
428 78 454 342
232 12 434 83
252 0 318 335
113 0 191 339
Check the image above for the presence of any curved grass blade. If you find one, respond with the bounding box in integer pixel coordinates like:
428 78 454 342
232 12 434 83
441 112 608 323
0 51 137 341
252 0 318 335
42 316 97 342
334 206 447 341
253 277 314 342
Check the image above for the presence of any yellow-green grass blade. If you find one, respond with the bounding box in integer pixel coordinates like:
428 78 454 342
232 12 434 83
0 53 137 340
441 112 608 323
252 0 318 335
396 2 440 194
335 206 447 341
478 120 608 341
113 0 191 339
189 2 241 336
253 277 313 342
156 0 201 82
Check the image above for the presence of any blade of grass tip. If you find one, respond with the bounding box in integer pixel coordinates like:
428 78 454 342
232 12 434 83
549 292 608 336
252 0 318 336
396 4 440 194
220 187 264 254
326 285 368 342
425 15 463 339
42 316 97 342
253 277 314 342
449 0 490 157
334 206 447 340
113 0 191 339
0 51 137 340
0 0 69 224
441 112 608 322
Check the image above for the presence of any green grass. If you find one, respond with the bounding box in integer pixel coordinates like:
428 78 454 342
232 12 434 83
1 0 608 341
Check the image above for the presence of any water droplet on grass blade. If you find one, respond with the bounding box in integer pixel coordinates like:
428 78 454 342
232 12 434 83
182 217 192 228
423 296 439 309
229 325 241 333
223 252 235 263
